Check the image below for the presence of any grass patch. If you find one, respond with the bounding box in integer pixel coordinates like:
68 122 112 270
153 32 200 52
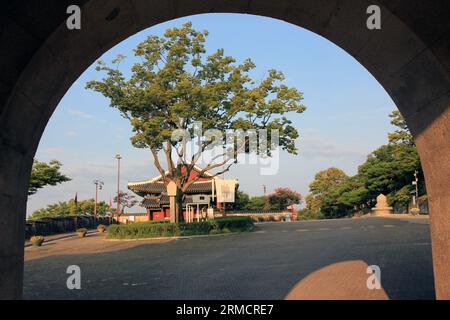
107 216 254 239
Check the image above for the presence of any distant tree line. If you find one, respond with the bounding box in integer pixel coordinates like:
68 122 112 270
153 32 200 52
28 199 110 221
301 110 425 219
231 187 301 211
28 191 139 221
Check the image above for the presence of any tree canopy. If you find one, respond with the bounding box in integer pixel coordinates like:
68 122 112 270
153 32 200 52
268 187 301 210
86 22 306 221
231 188 301 211
113 191 139 215
306 168 352 218
357 110 423 205
29 160 71 196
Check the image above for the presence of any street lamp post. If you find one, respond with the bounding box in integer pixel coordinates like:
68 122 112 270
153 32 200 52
93 180 104 220
412 170 419 208
115 154 122 221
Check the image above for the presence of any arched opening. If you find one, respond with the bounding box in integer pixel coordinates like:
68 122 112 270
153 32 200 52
1 0 449 299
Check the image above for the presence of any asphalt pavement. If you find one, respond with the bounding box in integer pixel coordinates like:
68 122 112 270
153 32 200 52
23 217 434 299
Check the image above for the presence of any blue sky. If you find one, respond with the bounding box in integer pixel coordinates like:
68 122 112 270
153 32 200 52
27 13 396 214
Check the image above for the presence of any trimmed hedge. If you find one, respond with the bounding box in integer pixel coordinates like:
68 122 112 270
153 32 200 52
107 216 254 239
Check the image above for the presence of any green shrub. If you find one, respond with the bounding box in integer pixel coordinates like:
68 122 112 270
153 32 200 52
221 228 231 233
107 216 253 239
297 209 325 220
76 228 88 238
214 216 254 232
31 235 45 247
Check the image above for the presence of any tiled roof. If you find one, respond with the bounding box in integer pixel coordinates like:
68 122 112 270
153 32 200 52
141 196 162 209
130 181 213 194
141 195 195 209
120 212 149 216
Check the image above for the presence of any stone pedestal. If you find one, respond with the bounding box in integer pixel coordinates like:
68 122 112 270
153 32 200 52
371 194 393 216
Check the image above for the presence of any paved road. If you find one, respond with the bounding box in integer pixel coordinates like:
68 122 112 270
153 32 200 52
23 217 435 299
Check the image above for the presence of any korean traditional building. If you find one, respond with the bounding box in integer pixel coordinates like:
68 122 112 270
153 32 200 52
123 165 238 223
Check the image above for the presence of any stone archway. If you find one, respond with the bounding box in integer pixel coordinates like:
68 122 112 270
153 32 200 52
1 0 449 299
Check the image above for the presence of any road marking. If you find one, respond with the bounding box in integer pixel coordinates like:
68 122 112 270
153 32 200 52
413 242 431 246
254 230 267 234
281 230 288 233
296 229 310 232
383 224 395 228
340 226 352 230
318 228 330 231
130 282 147 286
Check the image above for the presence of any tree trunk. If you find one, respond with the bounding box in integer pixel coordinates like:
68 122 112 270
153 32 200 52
175 188 184 223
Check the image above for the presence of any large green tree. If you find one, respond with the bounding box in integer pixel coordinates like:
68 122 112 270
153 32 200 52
86 22 306 222
357 110 423 206
29 160 71 196
357 143 421 204
388 110 414 145
306 167 350 218
308 168 348 200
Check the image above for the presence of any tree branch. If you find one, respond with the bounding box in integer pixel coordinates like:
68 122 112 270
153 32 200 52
150 147 166 182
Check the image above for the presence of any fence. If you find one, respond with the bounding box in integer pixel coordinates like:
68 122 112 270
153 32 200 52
25 215 114 239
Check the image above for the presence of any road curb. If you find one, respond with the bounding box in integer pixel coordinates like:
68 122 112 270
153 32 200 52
104 231 250 242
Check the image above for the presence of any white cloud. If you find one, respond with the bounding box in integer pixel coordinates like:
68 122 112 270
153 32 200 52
37 147 66 158
67 131 78 137
68 108 93 119
297 128 368 159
